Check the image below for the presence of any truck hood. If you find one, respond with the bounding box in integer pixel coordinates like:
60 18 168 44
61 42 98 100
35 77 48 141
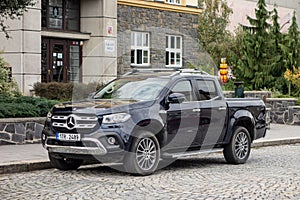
52 99 154 115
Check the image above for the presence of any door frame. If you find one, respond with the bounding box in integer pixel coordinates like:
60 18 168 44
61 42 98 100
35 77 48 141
41 37 82 83
50 39 68 82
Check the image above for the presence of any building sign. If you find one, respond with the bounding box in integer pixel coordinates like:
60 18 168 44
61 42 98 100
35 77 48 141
107 26 113 35
105 40 115 52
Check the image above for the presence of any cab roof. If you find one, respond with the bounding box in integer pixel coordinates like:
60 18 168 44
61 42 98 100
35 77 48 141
123 68 213 79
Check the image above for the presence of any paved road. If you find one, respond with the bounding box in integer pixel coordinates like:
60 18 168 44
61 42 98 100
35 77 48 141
1 144 299 199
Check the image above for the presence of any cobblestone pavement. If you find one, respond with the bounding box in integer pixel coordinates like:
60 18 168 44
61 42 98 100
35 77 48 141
1 144 300 200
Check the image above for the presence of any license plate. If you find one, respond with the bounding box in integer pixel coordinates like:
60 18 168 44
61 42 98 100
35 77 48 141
56 133 81 141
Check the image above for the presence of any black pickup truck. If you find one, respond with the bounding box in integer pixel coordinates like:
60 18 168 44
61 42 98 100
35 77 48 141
42 69 267 175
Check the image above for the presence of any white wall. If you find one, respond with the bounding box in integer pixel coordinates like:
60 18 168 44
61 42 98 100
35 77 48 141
227 0 295 33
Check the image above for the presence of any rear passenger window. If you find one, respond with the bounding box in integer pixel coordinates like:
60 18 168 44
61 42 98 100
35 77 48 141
196 80 218 101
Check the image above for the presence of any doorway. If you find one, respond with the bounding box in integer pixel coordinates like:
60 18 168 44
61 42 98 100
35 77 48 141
41 38 81 83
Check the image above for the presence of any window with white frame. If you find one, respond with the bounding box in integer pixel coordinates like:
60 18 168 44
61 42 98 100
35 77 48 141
131 32 150 66
166 35 182 67
166 0 181 5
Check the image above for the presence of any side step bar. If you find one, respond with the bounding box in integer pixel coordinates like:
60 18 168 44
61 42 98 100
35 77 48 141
162 148 223 159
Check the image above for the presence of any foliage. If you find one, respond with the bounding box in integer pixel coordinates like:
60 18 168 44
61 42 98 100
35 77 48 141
281 11 300 70
198 0 233 65
34 82 104 101
235 0 275 90
0 0 35 38
0 95 59 118
269 7 287 92
297 97 300 106
0 56 21 96
284 66 300 96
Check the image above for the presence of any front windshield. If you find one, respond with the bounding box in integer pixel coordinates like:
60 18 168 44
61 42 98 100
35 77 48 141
93 77 169 101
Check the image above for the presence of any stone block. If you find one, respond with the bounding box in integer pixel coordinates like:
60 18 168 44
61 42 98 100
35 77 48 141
15 123 26 135
5 124 15 134
26 122 35 131
0 124 5 131
0 132 11 140
26 130 34 140
34 123 44 140
12 134 25 144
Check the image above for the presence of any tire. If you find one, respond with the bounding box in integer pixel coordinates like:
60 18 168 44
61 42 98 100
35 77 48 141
223 126 251 164
49 153 83 170
124 131 160 175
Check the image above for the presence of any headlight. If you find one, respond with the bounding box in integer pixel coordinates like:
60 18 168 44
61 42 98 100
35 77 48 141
102 113 131 124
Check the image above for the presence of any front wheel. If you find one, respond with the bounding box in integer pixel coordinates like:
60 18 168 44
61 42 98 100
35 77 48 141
223 126 251 164
124 131 160 175
49 153 83 170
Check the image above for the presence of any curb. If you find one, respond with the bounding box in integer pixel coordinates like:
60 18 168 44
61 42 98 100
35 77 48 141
1 138 300 174
252 138 300 148
0 161 51 174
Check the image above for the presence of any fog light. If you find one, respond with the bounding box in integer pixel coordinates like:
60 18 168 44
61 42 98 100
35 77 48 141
107 137 116 145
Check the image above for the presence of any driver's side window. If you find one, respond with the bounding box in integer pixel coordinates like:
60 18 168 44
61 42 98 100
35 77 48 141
171 80 196 102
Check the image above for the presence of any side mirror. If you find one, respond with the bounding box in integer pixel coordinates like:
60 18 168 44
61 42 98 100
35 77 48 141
167 93 186 104
88 92 96 99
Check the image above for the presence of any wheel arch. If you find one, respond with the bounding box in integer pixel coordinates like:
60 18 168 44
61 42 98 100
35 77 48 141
224 110 256 143
129 119 166 149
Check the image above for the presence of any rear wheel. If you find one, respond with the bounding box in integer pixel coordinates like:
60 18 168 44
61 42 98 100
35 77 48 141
124 131 160 175
223 126 251 164
49 153 83 170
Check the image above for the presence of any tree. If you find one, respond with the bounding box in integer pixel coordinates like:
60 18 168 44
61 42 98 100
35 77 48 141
198 0 233 65
0 0 35 38
235 0 274 90
269 6 287 91
284 66 300 96
281 11 300 70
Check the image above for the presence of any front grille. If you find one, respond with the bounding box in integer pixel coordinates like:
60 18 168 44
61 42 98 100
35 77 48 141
51 113 101 134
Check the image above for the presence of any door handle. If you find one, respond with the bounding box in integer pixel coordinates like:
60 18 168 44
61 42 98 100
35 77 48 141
192 108 201 112
218 106 226 111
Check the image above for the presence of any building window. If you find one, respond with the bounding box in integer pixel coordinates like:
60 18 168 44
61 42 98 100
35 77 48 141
42 0 80 31
166 35 182 67
166 0 181 5
131 32 150 66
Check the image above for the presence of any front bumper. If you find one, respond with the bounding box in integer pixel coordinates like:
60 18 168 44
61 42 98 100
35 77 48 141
42 127 128 160
45 137 107 155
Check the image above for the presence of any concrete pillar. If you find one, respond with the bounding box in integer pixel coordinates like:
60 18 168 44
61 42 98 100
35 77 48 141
0 2 42 95
81 0 117 84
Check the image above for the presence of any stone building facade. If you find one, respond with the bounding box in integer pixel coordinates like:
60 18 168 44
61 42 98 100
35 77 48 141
117 0 201 74
0 0 202 95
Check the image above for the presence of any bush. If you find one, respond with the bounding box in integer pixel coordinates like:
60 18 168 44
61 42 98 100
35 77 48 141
34 82 104 101
0 56 21 96
296 97 300 106
0 95 59 118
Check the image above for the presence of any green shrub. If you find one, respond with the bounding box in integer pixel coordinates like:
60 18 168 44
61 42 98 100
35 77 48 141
0 103 39 118
0 56 21 96
296 97 300 106
34 82 103 101
0 95 59 118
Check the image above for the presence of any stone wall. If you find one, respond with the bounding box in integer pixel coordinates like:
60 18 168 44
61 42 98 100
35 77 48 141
0 118 45 145
117 5 206 74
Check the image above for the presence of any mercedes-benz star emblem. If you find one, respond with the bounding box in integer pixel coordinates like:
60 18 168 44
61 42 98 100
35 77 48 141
66 116 76 129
